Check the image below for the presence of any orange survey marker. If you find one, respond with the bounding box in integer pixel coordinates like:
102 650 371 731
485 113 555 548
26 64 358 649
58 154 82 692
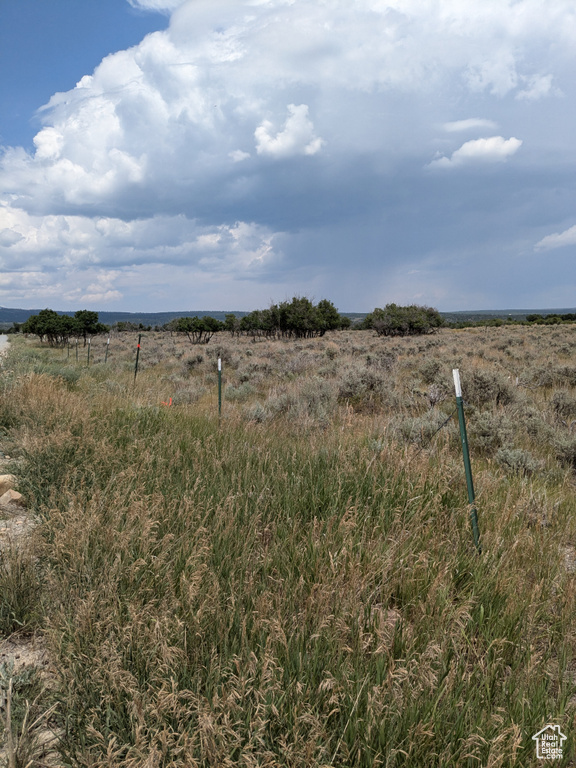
161 397 172 407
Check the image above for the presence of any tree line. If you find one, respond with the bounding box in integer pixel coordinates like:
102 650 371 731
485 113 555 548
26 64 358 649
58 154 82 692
19 300 445 346
159 298 348 342
20 309 108 347
526 313 576 324
166 301 444 341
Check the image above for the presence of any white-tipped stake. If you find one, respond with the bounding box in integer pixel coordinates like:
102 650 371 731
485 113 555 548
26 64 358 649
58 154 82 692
217 358 222 419
452 368 462 398
453 367 481 552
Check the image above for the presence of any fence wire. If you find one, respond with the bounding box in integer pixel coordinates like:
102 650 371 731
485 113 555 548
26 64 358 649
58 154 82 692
409 406 459 460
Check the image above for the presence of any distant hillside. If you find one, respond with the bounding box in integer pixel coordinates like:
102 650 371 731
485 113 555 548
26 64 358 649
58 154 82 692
0 307 366 330
0 308 249 329
441 308 576 323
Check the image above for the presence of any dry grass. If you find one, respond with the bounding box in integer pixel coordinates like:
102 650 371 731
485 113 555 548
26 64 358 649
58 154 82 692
1 326 576 766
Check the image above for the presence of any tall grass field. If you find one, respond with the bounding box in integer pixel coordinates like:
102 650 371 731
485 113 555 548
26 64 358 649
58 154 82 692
1 325 576 766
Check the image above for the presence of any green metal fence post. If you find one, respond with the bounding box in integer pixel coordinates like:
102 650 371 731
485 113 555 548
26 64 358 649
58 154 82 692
453 369 481 553
87 337 91 366
105 336 110 363
218 357 222 420
134 334 141 383
75 339 79 362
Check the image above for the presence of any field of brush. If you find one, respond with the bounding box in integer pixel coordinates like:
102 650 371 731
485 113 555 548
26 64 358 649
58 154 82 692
1 325 576 766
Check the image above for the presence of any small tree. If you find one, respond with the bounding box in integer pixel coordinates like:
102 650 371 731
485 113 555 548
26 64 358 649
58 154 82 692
316 299 345 332
239 310 271 339
365 303 444 337
224 313 241 336
74 310 108 346
286 297 320 338
21 309 76 347
174 316 223 344
235 297 348 339
22 308 108 347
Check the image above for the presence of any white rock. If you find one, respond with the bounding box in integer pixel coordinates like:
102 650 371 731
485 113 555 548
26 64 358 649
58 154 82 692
0 489 25 507
0 474 17 495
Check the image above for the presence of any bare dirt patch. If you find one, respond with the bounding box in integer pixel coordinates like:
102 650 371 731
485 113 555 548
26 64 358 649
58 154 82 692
0 516 35 554
0 448 61 767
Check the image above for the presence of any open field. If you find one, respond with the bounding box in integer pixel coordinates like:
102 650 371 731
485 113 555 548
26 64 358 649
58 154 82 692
1 325 576 766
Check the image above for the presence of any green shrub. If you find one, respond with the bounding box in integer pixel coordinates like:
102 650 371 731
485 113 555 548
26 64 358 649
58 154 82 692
469 410 514 455
495 448 540 475
554 436 576 470
262 379 335 424
365 351 396 371
395 409 457 447
183 353 204 371
243 402 270 422
206 343 236 366
338 366 384 402
462 370 515 406
297 377 336 419
551 391 576 421
364 303 444 336
419 357 443 383
325 344 338 360
171 384 207 405
530 365 576 387
225 382 256 402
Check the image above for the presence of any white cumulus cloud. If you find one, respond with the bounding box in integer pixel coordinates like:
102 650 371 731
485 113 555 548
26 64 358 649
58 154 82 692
429 136 522 168
229 150 250 163
1 0 569 218
1 0 576 309
255 105 325 159
516 73 557 101
535 225 576 251
81 272 124 304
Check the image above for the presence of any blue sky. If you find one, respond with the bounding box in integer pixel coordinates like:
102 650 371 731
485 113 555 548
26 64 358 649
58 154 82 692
0 1 168 151
1 0 575 312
